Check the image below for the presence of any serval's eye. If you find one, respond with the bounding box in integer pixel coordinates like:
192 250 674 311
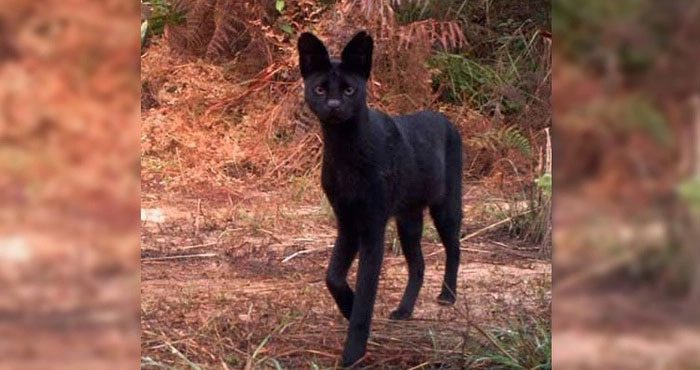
343 86 356 96
314 86 326 95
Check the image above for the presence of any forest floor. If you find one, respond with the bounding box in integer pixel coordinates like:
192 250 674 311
140 183 551 369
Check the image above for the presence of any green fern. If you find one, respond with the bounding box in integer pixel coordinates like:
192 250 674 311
429 52 503 108
144 0 185 38
467 125 532 158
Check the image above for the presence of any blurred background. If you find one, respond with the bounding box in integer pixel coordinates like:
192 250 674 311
0 1 140 369
553 0 700 368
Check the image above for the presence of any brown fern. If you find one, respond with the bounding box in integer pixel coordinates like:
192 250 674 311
205 0 250 60
166 0 259 61
185 0 215 54
399 19 466 51
351 0 466 51
165 0 215 56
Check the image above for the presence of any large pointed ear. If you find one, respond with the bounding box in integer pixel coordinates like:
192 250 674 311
297 32 331 79
340 31 373 79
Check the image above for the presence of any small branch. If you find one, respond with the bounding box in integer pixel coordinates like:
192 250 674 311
142 253 217 262
164 341 204 370
545 127 552 175
470 321 520 366
423 211 536 259
172 241 219 251
489 240 546 261
691 95 700 176
459 247 495 254
459 210 533 242
281 246 332 263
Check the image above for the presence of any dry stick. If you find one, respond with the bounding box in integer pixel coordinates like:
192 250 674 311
541 127 553 256
460 209 534 242
285 209 533 261
469 322 520 366
142 253 217 262
275 349 337 358
406 361 432 370
422 210 534 259
545 127 552 174
255 227 284 243
221 359 231 370
172 241 219 251
459 247 495 255
164 341 204 370
488 240 544 261
459 217 513 242
281 245 333 263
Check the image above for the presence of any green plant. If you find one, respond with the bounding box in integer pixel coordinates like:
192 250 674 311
474 319 551 370
426 0 550 116
141 20 149 44
677 176 700 217
429 52 505 108
467 125 533 158
522 172 552 251
278 22 293 35
494 170 551 250
394 0 432 24
143 0 185 39
535 173 551 197
275 0 285 13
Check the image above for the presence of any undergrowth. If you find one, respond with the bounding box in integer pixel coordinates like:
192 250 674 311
143 0 185 38
467 125 533 159
473 318 551 370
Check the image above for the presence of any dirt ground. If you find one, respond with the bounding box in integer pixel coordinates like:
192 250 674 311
140 186 551 369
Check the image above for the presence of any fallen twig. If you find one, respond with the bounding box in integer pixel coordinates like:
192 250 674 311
459 247 495 255
173 241 219 251
164 341 204 370
488 240 546 261
407 361 432 370
275 349 337 358
421 210 534 259
281 246 333 263
469 321 520 367
142 253 218 262
459 212 530 242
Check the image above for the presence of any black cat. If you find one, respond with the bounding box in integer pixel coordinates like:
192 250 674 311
297 31 463 367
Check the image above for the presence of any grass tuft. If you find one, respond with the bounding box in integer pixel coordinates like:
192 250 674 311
473 318 551 370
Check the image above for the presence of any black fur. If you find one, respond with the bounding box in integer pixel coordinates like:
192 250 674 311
298 31 463 367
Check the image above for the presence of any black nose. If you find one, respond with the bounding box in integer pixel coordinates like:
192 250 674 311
327 99 340 109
